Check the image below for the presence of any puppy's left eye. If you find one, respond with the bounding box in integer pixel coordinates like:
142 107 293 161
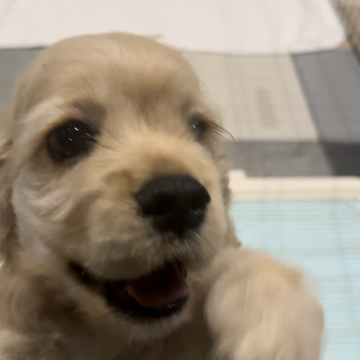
190 116 209 141
46 120 97 162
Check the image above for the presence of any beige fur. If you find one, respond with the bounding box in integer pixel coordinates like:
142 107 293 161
0 33 323 360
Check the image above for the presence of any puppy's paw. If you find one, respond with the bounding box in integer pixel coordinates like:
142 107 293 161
204 248 324 360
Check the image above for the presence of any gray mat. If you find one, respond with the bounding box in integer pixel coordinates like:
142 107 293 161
0 48 41 107
225 141 360 176
293 51 360 142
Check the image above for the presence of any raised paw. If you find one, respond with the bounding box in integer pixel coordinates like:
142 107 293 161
204 248 324 360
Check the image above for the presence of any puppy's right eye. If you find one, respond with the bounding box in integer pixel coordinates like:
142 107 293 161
46 120 97 162
190 115 209 142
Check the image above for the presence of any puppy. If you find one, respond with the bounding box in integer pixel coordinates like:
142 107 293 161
0 33 323 360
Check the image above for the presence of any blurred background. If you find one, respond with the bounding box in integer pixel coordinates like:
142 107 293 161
0 0 358 358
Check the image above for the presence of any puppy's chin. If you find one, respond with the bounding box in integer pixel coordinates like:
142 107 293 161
116 300 193 343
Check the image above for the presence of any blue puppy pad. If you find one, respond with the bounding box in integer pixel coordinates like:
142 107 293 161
230 199 360 360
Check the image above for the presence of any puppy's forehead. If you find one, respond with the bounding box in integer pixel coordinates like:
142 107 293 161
15 33 200 117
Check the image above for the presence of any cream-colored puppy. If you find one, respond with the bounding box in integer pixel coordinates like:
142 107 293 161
0 33 323 360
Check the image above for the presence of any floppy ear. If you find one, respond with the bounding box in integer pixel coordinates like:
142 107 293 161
0 109 17 263
221 159 240 248
211 134 240 249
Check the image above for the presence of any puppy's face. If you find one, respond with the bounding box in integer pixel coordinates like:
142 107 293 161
3 34 229 339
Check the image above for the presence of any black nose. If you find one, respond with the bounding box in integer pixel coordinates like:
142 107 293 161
136 175 211 236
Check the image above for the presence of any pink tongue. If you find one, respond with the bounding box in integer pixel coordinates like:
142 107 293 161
125 263 189 309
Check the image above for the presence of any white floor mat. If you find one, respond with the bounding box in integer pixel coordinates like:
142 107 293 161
0 0 344 54
184 53 317 141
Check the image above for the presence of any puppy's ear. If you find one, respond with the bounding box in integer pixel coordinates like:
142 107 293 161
212 139 241 248
0 110 17 263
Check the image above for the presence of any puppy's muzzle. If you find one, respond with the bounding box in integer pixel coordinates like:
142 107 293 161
136 175 211 236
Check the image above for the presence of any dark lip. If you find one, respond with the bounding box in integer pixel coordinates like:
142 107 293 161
68 261 188 321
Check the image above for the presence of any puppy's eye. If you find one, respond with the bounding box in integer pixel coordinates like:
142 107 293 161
46 120 97 162
190 116 209 141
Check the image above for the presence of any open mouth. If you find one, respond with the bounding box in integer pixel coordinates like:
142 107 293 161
69 261 189 321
